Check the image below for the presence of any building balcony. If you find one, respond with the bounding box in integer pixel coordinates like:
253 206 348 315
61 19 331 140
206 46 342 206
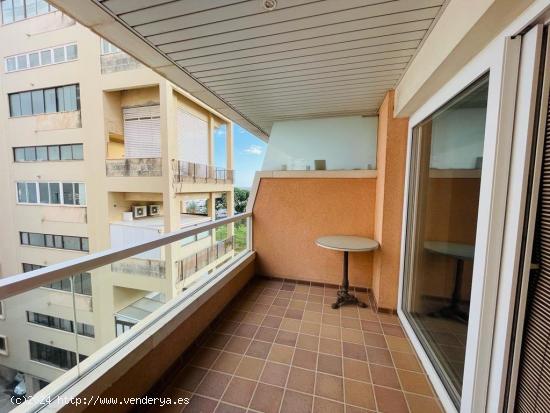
172 160 234 185
105 158 162 177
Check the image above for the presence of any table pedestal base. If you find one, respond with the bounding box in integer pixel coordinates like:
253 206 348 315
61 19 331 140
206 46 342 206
332 289 368 309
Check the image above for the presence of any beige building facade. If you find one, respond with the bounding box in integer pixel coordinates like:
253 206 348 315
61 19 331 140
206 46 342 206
0 5 234 397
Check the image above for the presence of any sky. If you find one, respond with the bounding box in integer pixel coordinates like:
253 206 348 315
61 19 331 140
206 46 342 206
214 124 267 189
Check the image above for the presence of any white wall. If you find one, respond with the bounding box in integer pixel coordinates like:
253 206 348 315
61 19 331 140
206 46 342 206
262 116 378 171
430 107 486 169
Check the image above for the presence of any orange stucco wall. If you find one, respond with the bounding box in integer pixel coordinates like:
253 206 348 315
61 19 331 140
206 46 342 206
372 91 409 311
253 178 376 288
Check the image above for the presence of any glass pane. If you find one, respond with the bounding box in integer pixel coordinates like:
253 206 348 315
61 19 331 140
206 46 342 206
20 232 29 244
29 52 39 67
29 233 44 247
19 91 32 116
63 85 77 111
16 182 27 202
402 75 489 406
13 0 23 21
40 49 52 65
24 146 36 161
2 0 14 24
53 47 65 63
54 235 62 248
62 183 74 204
75 183 86 205
14 147 25 162
36 146 48 161
26 182 37 203
9 93 21 116
49 182 60 204
63 236 80 251
81 238 89 252
36 0 48 14
60 145 72 160
16 54 26 70
66 44 77 60
72 144 83 160
25 0 36 17
6 56 16 71
39 182 49 203
56 87 65 111
45 234 54 247
48 145 60 160
44 88 56 112
31 89 44 114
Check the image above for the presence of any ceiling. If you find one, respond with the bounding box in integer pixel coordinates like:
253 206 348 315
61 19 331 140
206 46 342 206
52 0 447 140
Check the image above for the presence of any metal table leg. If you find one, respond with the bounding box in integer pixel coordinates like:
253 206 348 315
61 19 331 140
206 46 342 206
332 251 368 309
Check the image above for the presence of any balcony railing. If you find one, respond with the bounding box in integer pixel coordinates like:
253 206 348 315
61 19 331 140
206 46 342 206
177 236 235 282
105 158 162 177
0 213 251 411
172 159 234 184
100 52 142 74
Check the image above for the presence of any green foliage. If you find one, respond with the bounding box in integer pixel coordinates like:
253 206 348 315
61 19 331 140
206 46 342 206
234 187 250 213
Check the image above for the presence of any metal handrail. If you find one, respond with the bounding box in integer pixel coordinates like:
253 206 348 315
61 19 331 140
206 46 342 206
0 212 251 300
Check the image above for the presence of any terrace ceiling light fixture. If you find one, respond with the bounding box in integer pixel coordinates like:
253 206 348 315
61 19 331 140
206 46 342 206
262 0 277 11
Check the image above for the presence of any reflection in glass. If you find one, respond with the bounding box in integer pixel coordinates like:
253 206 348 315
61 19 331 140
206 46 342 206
403 75 489 406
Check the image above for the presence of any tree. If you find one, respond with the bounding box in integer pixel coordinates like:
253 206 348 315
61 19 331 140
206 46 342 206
216 193 227 210
234 187 249 213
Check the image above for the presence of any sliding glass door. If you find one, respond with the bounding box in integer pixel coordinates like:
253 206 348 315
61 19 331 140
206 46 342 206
402 75 489 406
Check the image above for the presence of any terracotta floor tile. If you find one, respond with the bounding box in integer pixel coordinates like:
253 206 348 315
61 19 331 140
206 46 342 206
255 326 278 343
297 333 319 352
345 405 373 413
340 306 360 319
287 367 315 394
289 300 306 310
225 337 251 354
205 333 231 350
392 351 422 372
212 352 242 374
221 377 256 407
313 397 344 413
317 353 343 376
280 318 301 332
235 356 264 380
374 386 409 413
185 395 218 413
246 340 272 359
158 387 190 413
322 314 341 326
361 320 383 334
281 283 296 291
273 298 289 307
398 369 433 396
319 338 342 356
249 383 284 413
370 364 401 389
308 294 324 303
344 379 376 410
292 348 318 370
363 332 387 349
293 292 309 301
320 324 341 340
216 320 240 335
301 321 321 336
305 302 323 312
295 284 310 294
310 286 325 295
268 343 294 364
343 342 367 361
343 359 370 383
173 366 207 392
285 308 304 320
275 330 298 347
260 361 290 387
215 402 246 413
243 312 264 325
405 393 444 413
281 390 312 413
367 347 393 367
342 328 364 345
261 316 282 329
195 371 231 398
315 372 344 402
277 290 293 299
303 310 323 322
267 306 286 317
190 348 221 368
378 314 401 325
385 337 413 353
342 317 362 330
381 323 406 338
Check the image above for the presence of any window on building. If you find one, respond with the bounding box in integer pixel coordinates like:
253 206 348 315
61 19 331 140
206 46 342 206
19 232 89 251
4 44 78 72
0 336 7 355
27 311 95 338
1 0 56 25
9 84 79 117
29 341 85 370
100 38 120 55
22 264 92 296
16 181 86 205
14 144 84 162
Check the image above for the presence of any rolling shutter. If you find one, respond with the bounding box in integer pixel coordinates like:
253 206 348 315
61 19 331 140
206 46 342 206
123 105 161 158
176 107 208 164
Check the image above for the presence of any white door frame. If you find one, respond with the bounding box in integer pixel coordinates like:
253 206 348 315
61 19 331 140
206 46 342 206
396 32 523 413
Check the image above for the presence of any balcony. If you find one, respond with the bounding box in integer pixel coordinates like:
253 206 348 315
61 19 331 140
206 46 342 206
172 160 234 185
105 158 162 177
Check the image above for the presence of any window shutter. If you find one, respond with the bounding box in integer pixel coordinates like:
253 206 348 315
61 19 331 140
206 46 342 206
123 105 161 158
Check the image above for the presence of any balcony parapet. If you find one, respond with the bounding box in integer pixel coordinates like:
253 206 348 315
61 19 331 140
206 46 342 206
106 158 162 177
177 236 235 282
172 159 233 185
101 52 142 74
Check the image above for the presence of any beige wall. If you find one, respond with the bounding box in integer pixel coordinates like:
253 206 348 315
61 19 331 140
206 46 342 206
253 178 376 288
372 91 408 311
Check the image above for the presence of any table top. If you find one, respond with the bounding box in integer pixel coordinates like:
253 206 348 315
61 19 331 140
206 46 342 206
424 241 475 260
316 235 379 252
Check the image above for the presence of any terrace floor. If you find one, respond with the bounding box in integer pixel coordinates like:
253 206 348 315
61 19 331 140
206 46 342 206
150 277 444 413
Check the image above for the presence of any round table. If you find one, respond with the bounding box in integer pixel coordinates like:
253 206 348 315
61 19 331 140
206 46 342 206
424 241 475 323
316 235 379 309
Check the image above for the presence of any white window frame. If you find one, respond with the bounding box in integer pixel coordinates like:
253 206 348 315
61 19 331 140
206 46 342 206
100 38 121 55
4 43 77 73
0 335 8 356
397 27 524 413
15 181 86 207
